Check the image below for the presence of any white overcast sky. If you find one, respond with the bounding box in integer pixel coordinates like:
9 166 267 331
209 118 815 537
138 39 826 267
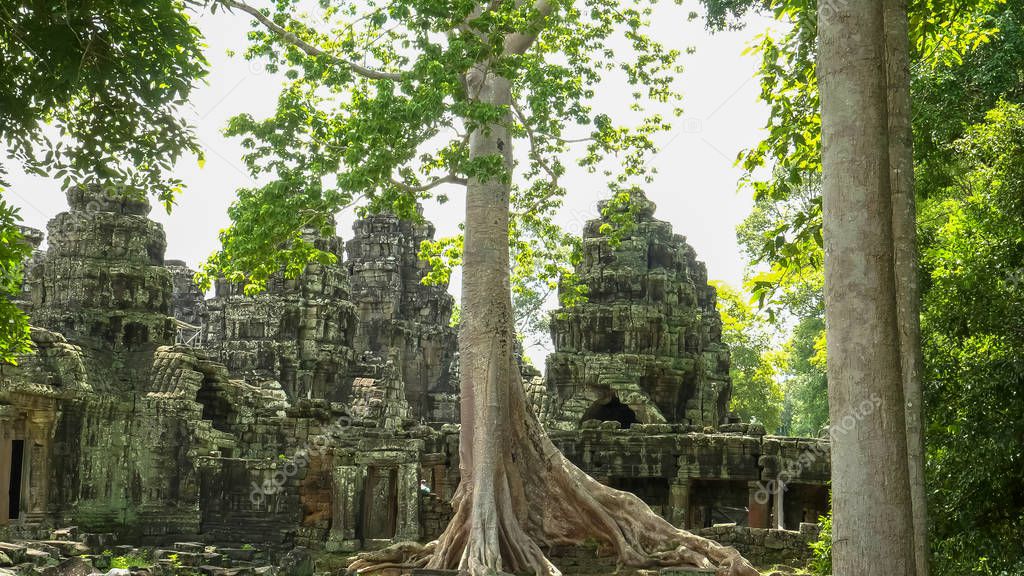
4 4 779 354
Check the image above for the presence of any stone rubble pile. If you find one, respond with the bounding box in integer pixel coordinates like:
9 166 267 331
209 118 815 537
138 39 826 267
0 526 320 576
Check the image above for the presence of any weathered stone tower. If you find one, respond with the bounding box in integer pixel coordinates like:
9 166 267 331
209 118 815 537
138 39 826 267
13 226 45 314
166 260 207 335
28 186 175 355
204 230 357 401
544 191 732 430
346 210 458 422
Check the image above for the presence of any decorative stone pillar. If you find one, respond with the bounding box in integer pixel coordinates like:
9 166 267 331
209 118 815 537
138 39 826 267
668 478 692 528
394 462 421 542
747 481 770 529
0 432 11 523
26 407 55 522
773 479 786 530
328 465 366 552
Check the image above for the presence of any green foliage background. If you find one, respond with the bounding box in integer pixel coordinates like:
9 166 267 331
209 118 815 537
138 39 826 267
712 280 784 433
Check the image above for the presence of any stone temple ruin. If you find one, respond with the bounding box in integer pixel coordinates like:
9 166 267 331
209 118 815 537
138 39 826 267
0 186 830 569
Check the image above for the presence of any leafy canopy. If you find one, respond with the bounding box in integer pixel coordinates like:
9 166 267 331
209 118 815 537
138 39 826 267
0 0 207 201
712 280 784 433
0 203 32 364
919 100 1024 576
0 1 208 361
199 0 687 296
713 0 1004 309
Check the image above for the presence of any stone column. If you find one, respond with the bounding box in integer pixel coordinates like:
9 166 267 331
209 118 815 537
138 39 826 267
0 435 11 523
747 481 770 529
327 465 366 552
668 478 692 528
432 463 448 499
27 409 54 520
394 462 421 542
773 479 786 530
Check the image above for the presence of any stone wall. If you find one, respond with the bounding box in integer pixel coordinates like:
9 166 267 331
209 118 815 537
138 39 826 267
693 524 821 568
551 423 829 532
166 260 207 345
204 230 357 402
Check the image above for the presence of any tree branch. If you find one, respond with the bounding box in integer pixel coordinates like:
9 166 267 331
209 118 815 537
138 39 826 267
512 100 561 188
503 0 555 55
390 173 467 193
218 0 404 81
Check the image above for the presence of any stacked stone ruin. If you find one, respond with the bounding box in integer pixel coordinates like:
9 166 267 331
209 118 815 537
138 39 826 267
0 186 829 568
203 229 357 402
543 190 731 430
345 210 458 422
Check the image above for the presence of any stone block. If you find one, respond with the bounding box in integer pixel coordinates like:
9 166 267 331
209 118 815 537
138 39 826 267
0 545 26 566
41 557 92 576
218 549 256 563
764 531 788 550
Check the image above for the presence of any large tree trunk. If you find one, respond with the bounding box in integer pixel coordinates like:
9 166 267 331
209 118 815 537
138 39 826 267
883 0 929 571
818 1 917 575
349 66 757 576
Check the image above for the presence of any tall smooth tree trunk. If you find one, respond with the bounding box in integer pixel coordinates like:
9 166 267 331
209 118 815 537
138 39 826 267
349 65 758 576
818 1 917 575
883 0 929 571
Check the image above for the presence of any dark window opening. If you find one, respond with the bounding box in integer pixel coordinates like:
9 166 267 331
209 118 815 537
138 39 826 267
278 358 296 395
689 480 750 529
647 244 673 270
595 331 625 354
197 381 235 433
684 330 699 353
8 440 24 519
279 310 300 339
582 396 638 429
609 476 670 512
123 322 149 349
146 241 164 265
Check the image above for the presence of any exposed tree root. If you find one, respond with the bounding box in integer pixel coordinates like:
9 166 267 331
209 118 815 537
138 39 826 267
348 542 437 574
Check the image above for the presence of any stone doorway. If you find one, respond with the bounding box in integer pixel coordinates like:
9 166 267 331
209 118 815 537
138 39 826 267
582 396 638 429
7 439 24 520
197 379 236 433
361 467 398 541
689 479 749 529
